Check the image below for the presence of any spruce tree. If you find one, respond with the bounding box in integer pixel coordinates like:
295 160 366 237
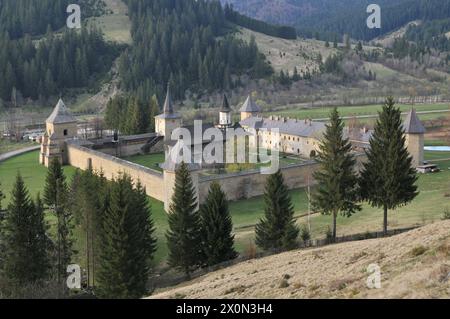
96 174 156 299
43 157 73 284
126 180 157 296
1 174 50 286
54 179 74 286
43 157 66 207
199 182 237 267
312 107 361 241
255 170 299 251
359 97 418 235
166 162 202 277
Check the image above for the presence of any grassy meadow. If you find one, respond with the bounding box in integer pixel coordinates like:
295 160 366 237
1 150 449 267
266 103 450 121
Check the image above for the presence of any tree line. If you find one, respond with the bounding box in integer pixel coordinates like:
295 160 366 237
223 3 297 40
0 27 120 103
297 0 450 42
103 94 160 135
0 0 71 39
119 0 273 103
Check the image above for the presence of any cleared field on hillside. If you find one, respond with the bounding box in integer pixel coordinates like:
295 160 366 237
86 0 131 44
237 28 337 75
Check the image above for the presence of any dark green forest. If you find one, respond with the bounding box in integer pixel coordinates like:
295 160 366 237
0 0 71 39
223 4 297 40
222 0 450 41
297 0 450 41
119 0 273 102
0 28 119 102
405 19 450 52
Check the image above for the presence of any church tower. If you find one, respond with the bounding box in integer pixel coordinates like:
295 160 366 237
217 94 232 130
404 108 425 167
240 95 261 121
40 99 77 167
155 84 182 142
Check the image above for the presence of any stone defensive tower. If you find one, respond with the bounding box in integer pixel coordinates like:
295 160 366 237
155 84 182 142
217 94 232 130
404 108 426 167
239 95 261 121
40 99 77 167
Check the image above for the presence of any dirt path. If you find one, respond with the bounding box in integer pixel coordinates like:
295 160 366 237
0 146 40 162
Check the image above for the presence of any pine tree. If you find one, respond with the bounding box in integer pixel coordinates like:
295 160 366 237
70 170 107 289
199 182 237 267
166 162 202 277
255 170 299 251
359 97 419 235
54 179 74 286
43 157 66 207
312 107 361 241
356 41 363 52
126 180 157 295
292 67 301 81
1 174 50 286
43 158 73 283
97 174 156 299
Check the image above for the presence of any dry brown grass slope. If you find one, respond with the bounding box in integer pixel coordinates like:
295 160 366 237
150 221 450 299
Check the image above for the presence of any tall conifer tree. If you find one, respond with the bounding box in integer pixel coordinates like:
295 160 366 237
1 174 50 286
255 170 299 251
166 162 202 277
43 158 66 207
312 107 361 241
97 174 156 299
359 97 418 235
43 158 73 284
199 182 237 267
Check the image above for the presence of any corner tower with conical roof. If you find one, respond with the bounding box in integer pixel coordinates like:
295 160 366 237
218 94 232 129
40 99 78 167
404 108 426 167
240 94 261 121
155 84 182 142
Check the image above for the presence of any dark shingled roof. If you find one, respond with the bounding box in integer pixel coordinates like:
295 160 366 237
221 94 231 112
240 116 326 138
156 84 181 119
239 95 261 113
46 99 77 124
403 109 425 134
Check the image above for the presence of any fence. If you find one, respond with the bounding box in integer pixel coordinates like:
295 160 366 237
148 226 419 293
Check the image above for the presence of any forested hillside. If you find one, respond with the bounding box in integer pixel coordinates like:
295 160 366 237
0 0 106 39
223 4 297 40
0 0 71 39
221 0 450 41
0 28 120 102
0 0 121 104
119 0 273 102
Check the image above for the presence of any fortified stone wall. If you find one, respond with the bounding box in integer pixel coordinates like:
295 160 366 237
66 141 367 210
198 154 367 202
66 143 165 202
198 162 320 202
